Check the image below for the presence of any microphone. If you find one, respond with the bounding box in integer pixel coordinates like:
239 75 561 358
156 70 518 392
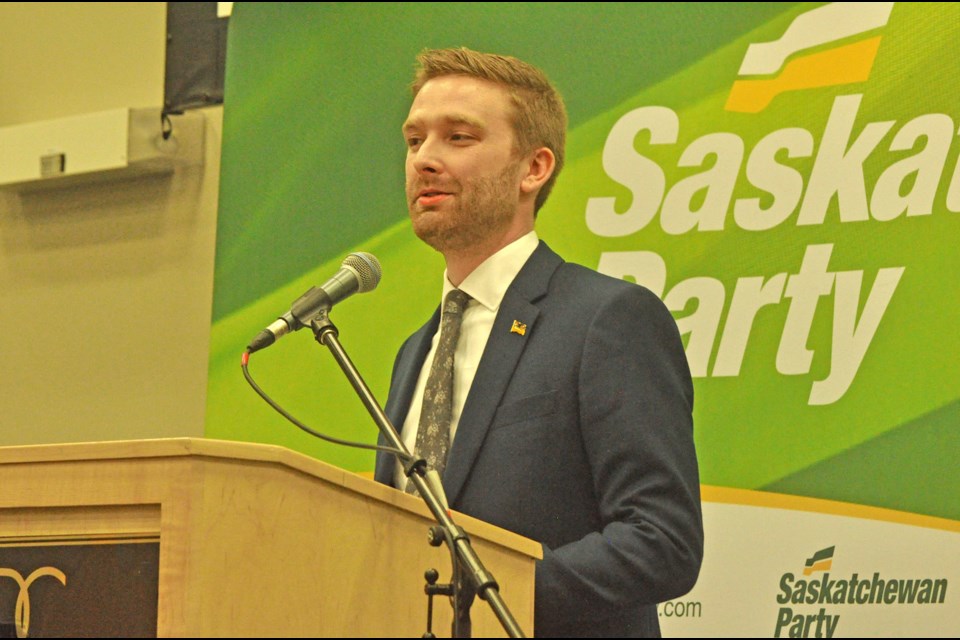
247 252 382 353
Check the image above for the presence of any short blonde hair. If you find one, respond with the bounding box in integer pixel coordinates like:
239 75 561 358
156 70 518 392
412 47 567 214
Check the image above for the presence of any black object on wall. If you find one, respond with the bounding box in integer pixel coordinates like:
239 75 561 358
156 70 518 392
163 2 228 115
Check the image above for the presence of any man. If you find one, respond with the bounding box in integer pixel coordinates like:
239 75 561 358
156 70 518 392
374 47 702 637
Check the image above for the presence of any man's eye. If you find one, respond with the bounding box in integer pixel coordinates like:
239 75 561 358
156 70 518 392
450 133 473 142
406 137 421 148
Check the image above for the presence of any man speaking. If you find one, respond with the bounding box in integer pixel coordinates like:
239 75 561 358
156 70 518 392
374 47 703 637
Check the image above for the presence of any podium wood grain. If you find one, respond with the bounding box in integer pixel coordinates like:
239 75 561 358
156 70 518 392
0 438 539 637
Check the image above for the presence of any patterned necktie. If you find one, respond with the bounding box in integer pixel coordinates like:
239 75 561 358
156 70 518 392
407 288 471 494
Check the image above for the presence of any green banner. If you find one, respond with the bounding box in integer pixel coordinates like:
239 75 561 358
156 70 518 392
207 2 959 525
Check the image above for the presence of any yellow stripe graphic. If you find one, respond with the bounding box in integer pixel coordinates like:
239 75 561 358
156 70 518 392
725 36 882 113
701 485 960 534
802 558 834 576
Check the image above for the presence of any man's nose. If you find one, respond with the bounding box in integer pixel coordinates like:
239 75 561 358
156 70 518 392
411 138 443 174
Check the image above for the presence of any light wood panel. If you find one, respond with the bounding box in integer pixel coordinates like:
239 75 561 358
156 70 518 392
0 438 538 637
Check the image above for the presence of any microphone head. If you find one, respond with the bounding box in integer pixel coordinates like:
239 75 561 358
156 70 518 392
342 252 382 293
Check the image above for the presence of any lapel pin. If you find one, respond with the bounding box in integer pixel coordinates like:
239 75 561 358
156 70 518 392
510 320 527 336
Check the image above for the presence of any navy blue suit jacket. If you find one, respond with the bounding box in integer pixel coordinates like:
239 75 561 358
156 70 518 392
374 242 703 637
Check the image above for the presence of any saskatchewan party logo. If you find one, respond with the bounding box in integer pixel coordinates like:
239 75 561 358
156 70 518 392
727 2 894 113
775 546 949 638
802 546 835 576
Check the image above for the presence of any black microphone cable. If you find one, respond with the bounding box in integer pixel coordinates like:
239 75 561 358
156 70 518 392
241 349 413 463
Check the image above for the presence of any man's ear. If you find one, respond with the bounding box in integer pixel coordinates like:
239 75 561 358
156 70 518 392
519 147 556 196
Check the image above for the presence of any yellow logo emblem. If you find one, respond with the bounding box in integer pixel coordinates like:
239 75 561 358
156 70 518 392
727 2 893 113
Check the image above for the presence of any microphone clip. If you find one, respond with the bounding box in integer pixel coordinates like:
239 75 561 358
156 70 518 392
308 311 338 344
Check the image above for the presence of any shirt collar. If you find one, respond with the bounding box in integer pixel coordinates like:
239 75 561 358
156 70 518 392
441 231 539 312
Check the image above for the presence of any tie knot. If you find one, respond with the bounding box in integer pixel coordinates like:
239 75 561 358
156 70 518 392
444 289 471 315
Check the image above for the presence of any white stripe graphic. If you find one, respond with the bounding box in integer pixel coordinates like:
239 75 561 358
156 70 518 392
738 2 894 76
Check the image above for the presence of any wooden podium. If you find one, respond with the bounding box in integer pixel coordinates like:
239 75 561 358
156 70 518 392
0 438 539 637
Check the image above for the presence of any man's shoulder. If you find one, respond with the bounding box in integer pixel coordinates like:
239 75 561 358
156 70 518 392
527 241 657 301
551 256 663 308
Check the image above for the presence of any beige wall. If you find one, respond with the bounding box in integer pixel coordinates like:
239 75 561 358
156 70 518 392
0 3 222 444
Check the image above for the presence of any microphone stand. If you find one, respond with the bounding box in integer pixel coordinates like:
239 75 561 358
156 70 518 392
309 313 525 638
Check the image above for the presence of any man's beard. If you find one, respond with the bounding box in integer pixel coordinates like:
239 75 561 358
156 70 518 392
408 162 521 254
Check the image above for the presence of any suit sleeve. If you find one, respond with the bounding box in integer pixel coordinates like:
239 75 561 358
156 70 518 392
534 284 703 632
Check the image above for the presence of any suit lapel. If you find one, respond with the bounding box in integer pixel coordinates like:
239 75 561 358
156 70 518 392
374 307 440 485
443 242 563 505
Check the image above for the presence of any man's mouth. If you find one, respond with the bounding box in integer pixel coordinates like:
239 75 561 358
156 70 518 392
415 188 452 207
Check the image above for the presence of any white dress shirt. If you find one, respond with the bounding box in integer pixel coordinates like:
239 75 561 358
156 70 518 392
393 231 539 488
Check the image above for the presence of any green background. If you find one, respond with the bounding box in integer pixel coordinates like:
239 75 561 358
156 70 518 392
207 2 959 522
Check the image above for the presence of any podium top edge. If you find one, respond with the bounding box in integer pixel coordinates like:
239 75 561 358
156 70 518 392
0 437 543 559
